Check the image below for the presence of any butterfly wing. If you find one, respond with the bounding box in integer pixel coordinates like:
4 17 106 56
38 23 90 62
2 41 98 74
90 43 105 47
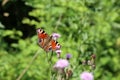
51 39 60 51
37 28 49 48
37 28 61 52
44 37 61 52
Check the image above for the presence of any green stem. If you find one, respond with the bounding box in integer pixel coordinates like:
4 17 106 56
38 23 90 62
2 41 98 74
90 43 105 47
49 51 53 62
16 50 40 80
49 51 54 80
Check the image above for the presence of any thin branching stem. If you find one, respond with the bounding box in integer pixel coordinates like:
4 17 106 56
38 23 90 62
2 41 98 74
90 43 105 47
54 14 62 31
16 50 40 80
16 13 62 80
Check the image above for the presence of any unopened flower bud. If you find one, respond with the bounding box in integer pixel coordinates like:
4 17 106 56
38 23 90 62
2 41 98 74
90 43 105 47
87 60 92 65
82 60 86 65
66 53 72 60
91 64 96 70
91 54 96 59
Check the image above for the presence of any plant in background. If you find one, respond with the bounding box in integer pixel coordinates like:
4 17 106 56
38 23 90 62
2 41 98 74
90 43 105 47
0 0 120 80
53 53 73 80
80 54 96 80
17 28 96 80
35 29 74 80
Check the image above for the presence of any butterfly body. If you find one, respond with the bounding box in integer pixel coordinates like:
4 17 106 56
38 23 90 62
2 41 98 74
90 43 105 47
37 28 60 52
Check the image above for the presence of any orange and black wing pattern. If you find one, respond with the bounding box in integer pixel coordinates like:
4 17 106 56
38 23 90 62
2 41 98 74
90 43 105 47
37 28 61 52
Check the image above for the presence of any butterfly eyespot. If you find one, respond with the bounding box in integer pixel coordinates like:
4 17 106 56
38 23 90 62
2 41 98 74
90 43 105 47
38 39 42 42
48 47 52 51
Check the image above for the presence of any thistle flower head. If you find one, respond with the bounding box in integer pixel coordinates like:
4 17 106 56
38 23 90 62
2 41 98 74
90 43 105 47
54 59 69 69
52 33 61 40
55 50 62 58
80 71 94 80
91 54 96 59
55 50 62 54
66 53 72 60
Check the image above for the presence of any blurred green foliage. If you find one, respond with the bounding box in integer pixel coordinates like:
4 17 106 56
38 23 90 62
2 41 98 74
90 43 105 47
0 0 120 80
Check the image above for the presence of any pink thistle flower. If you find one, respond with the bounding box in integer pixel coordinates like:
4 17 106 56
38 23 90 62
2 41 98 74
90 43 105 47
55 50 62 58
80 71 94 80
52 33 61 40
54 59 69 69
55 50 62 54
